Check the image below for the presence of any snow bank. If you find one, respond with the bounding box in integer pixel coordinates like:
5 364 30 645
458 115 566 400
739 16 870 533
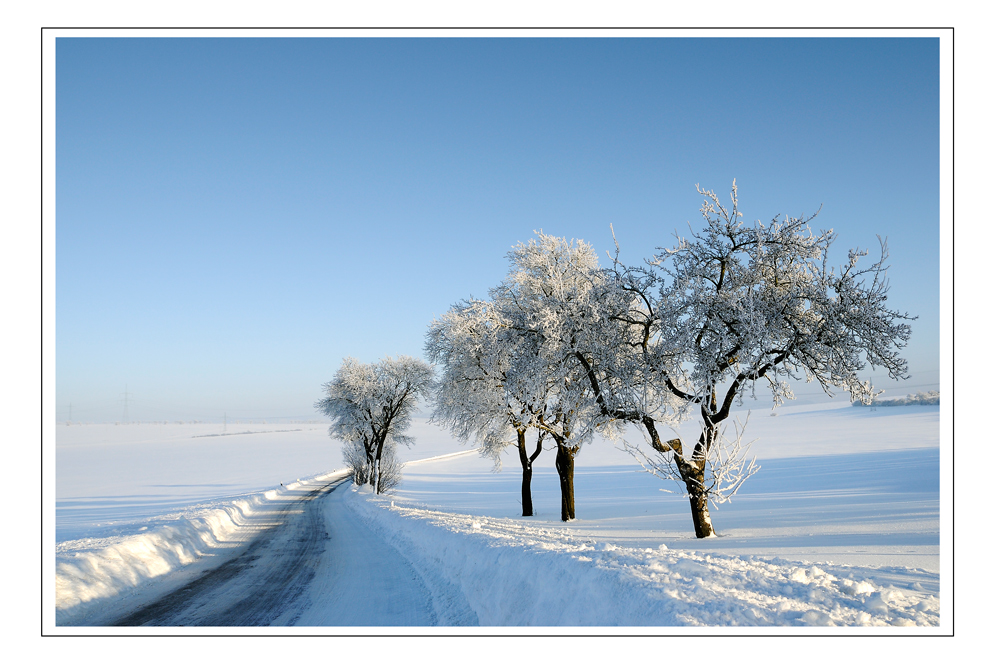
55 470 349 626
344 487 939 628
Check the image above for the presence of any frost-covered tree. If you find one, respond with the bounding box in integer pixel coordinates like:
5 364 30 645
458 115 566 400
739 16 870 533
430 234 608 521
315 356 434 494
490 234 608 521
426 298 550 516
594 182 915 537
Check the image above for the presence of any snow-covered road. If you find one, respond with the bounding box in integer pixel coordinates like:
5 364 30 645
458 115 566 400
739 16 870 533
287 479 438 626
111 477 344 626
64 475 472 627
291 477 475 626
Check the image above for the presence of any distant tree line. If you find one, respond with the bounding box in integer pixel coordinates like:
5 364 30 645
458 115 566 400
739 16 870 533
852 391 939 407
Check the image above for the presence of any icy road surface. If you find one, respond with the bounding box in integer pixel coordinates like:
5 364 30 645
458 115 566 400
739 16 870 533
112 477 344 626
75 477 469 627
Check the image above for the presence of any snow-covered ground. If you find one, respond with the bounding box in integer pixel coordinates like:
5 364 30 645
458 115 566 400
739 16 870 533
55 420 336 543
50 399 945 631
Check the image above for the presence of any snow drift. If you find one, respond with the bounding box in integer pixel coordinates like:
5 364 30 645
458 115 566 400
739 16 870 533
55 470 349 625
344 484 939 627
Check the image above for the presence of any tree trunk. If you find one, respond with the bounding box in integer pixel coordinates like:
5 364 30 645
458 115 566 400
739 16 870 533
372 444 383 494
684 462 714 538
517 429 542 517
643 419 716 538
554 442 578 522
365 446 378 490
517 429 534 516
521 465 534 517
686 421 717 538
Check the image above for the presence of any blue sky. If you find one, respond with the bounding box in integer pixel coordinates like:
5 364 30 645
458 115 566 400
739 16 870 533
55 37 940 421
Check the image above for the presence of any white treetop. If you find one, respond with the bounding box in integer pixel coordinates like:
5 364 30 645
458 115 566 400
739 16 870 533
490 232 610 448
426 298 537 467
650 181 913 414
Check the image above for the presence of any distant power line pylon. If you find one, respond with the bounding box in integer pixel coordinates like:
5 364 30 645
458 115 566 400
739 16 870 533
121 385 131 422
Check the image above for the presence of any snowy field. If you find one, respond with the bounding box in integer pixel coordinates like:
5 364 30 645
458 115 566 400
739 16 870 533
55 420 337 543
51 398 945 631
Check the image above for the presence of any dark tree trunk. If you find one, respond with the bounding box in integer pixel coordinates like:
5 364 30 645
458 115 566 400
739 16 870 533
517 429 543 517
518 429 534 517
521 465 534 516
679 422 716 538
372 441 384 494
682 461 714 538
365 444 378 490
554 442 578 522
644 417 716 539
